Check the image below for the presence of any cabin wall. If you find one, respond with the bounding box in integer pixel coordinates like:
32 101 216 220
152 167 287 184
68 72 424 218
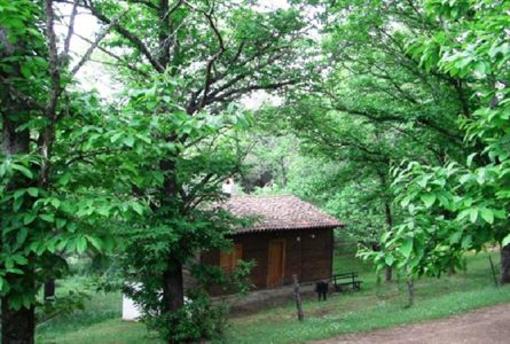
201 228 334 294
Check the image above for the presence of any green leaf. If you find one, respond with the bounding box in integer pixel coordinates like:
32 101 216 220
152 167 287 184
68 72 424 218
399 238 413 258
461 235 473 249
50 198 61 208
20 63 32 78
420 193 436 208
124 135 135 147
16 228 28 245
13 189 25 200
449 231 462 244
56 218 67 229
502 234 510 247
86 235 103 250
384 254 395 266
76 236 88 254
27 187 39 197
400 195 412 208
13 196 23 212
12 164 33 179
23 213 36 225
39 213 55 223
131 202 145 216
12 255 28 265
480 208 494 224
466 153 477 167
469 208 479 223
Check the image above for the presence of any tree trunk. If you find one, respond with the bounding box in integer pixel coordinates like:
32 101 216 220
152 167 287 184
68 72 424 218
292 274 304 321
385 266 393 282
1 298 35 344
2 93 34 344
383 200 393 282
162 258 185 314
159 157 185 316
501 244 510 284
406 279 415 307
448 264 456 276
378 170 394 283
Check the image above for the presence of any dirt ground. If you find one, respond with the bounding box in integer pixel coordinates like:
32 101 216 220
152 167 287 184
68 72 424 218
313 303 510 344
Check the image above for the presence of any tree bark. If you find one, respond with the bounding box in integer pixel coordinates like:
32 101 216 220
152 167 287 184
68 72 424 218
378 170 394 282
292 274 304 321
162 259 185 314
2 94 34 344
406 279 415 307
159 156 186 317
1 298 35 344
383 199 393 282
385 266 393 282
1 125 35 344
501 243 510 284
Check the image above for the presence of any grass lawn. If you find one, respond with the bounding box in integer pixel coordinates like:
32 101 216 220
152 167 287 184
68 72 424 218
37 250 510 343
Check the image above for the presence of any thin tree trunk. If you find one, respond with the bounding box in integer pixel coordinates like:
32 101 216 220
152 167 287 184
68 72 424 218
378 170 394 283
292 274 304 321
406 279 415 307
385 266 393 282
501 244 510 284
489 254 499 287
448 264 456 276
383 200 393 282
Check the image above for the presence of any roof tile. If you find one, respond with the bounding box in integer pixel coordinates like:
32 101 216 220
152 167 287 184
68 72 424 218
222 195 343 234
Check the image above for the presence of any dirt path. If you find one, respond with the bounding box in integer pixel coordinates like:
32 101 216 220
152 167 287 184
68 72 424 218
313 303 510 344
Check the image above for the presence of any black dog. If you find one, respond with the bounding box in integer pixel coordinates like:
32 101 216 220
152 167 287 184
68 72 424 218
315 281 329 301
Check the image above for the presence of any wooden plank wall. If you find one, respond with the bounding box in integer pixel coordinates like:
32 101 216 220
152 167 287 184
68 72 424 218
201 228 334 294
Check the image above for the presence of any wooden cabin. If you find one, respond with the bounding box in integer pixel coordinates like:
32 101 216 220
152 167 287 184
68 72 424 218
201 195 343 293
122 194 342 320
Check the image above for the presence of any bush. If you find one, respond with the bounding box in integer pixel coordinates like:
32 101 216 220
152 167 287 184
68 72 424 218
144 290 228 343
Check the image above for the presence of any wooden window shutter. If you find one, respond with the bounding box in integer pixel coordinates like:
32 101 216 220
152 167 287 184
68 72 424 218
235 243 242 262
220 244 242 273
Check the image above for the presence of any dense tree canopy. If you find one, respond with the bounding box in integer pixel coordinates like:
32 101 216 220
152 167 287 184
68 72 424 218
1 0 509 343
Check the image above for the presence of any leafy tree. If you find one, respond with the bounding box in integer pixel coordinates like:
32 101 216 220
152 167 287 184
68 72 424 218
0 0 139 342
78 0 309 341
266 0 475 282
361 0 510 301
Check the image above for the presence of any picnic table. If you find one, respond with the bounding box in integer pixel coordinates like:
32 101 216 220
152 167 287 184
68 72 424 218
331 271 362 292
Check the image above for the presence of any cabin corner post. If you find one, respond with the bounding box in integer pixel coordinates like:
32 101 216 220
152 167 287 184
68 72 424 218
330 228 335 279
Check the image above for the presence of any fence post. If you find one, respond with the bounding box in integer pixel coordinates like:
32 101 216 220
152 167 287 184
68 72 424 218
489 254 499 287
293 274 304 321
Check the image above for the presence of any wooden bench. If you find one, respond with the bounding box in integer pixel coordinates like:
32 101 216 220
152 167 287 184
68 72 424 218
332 272 362 292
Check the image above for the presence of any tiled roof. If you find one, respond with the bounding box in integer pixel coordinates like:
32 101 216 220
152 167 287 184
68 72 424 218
222 195 343 234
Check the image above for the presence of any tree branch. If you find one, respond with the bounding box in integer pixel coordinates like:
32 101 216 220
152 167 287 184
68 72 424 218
126 0 159 11
72 30 150 77
63 0 79 57
85 0 165 72
71 9 127 76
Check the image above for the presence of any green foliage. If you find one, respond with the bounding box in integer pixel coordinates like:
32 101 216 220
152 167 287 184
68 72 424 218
4 0 307 340
37 252 510 344
76 0 310 340
362 0 510 283
144 290 228 343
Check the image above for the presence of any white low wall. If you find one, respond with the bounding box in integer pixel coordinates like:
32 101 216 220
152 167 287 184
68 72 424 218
122 293 142 321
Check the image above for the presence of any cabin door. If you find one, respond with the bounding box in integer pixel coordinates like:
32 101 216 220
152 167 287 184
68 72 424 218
267 239 286 288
